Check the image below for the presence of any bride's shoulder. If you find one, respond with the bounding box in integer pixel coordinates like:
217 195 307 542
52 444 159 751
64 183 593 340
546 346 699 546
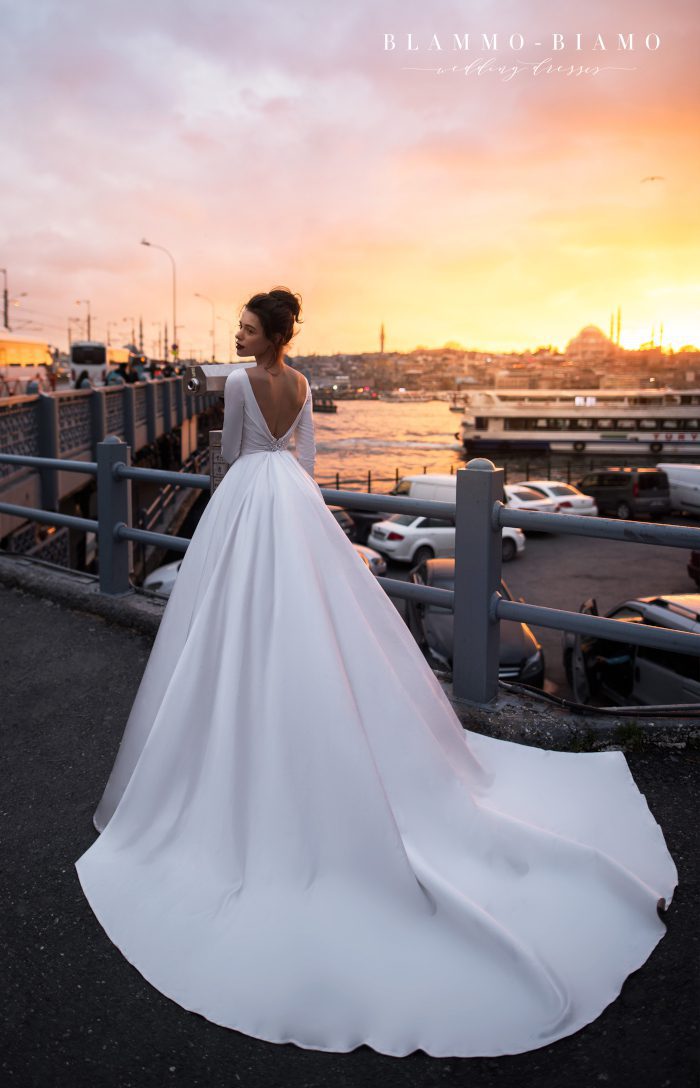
225 366 247 387
289 366 309 394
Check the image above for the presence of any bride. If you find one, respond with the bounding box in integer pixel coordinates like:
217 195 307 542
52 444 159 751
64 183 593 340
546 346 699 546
75 287 677 1059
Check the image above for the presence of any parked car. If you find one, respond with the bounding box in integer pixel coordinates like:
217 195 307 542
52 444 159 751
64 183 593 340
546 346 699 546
688 551 700 588
367 512 525 565
353 543 387 576
143 558 182 596
523 480 598 516
406 557 545 687
389 474 457 503
656 462 700 516
574 467 671 520
503 484 558 517
343 509 389 545
329 505 356 540
563 593 700 705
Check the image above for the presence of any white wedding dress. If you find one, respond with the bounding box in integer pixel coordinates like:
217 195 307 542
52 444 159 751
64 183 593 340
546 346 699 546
75 365 677 1058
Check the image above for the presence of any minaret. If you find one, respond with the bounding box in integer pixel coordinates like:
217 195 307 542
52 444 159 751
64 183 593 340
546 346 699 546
380 323 385 354
139 316 144 353
616 307 621 347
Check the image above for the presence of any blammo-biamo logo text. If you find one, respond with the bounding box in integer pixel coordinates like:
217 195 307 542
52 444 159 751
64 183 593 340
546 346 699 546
383 32 662 52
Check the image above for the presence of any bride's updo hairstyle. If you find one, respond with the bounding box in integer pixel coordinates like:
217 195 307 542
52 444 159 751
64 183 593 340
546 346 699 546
243 287 303 367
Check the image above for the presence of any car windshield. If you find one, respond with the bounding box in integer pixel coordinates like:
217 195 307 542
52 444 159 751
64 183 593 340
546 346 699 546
386 513 419 526
547 485 579 496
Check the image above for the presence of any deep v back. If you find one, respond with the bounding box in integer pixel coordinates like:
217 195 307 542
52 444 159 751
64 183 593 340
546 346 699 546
242 368 308 440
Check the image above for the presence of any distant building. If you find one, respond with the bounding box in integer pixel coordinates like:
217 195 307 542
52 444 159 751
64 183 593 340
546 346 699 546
565 325 617 366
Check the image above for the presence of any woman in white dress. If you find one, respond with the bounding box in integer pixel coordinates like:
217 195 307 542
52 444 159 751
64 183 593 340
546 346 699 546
75 287 677 1059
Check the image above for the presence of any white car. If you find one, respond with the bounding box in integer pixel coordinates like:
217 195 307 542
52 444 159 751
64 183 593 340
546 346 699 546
353 543 387 576
503 484 559 515
523 479 598 516
367 514 525 565
142 558 183 596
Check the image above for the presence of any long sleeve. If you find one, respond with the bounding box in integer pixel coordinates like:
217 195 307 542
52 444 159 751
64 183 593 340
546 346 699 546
294 389 316 478
221 370 244 464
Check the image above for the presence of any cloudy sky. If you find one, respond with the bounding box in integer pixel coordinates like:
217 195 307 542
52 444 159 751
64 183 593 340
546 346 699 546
1 0 698 357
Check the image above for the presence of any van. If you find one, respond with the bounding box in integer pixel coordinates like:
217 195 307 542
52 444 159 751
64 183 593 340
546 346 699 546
390 474 457 503
655 463 700 515
575 467 671 520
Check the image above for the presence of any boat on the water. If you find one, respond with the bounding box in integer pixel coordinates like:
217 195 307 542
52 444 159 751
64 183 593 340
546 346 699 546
312 393 337 413
459 387 700 456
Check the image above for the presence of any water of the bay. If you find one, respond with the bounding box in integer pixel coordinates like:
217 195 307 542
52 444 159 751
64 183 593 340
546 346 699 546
313 399 466 490
311 399 666 492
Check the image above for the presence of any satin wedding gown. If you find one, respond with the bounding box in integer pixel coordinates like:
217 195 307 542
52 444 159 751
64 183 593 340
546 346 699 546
75 365 677 1058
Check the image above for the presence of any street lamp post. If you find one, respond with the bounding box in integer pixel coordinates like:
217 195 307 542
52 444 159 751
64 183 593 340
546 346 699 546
195 292 216 362
141 239 177 362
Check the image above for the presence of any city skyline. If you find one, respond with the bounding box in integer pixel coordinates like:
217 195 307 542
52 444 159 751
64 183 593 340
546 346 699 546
0 0 698 357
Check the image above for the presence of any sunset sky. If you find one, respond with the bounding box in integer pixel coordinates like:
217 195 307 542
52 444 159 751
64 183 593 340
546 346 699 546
1 0 698 357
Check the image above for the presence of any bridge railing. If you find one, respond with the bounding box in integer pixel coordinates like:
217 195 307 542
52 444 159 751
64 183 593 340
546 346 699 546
2 440 700 705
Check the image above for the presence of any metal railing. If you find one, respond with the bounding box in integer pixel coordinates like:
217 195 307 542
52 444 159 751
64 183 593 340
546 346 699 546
2 441 700 705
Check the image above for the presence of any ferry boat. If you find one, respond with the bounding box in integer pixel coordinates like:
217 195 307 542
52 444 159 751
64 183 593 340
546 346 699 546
459 388 700 456
312 392 337 413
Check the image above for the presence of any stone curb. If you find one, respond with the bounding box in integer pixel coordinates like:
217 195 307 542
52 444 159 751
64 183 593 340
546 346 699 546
439 678 700 752
0 552 165 637
2 550 699 753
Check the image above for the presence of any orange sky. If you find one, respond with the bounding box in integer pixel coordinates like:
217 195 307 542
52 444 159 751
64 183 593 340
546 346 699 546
1 0 698 357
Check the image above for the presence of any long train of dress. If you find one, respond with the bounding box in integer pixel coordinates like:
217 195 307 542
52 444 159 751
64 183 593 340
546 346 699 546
75 367 677 1058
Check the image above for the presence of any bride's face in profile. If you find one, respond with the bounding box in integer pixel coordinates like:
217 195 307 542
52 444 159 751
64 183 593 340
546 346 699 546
235 308 277 361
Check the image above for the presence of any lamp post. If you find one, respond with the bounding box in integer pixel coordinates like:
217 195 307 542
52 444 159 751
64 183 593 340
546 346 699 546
141 239 177 361
1 268 9 330
216 314 234 362
194 292 216 362
75 299 91 339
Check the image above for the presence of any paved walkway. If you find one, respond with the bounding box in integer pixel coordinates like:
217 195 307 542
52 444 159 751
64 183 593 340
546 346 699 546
1 582 697 1088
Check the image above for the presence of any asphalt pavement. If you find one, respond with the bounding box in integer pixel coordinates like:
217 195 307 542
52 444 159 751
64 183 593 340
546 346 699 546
1 582 698 1088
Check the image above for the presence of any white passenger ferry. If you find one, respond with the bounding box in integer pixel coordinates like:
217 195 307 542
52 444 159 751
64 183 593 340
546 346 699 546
459 388 700 456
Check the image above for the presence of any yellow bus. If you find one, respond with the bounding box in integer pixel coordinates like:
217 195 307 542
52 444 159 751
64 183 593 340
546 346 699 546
0 336 58 395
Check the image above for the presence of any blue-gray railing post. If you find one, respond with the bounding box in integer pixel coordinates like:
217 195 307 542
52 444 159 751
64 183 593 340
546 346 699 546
452 458 504 704
37 393 59 512
97 435 132 596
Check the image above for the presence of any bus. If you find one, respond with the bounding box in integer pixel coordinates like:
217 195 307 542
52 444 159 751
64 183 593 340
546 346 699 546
0 336 59 396
70 340 136 385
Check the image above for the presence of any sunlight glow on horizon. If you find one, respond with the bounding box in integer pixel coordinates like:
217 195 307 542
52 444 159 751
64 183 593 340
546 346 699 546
0 0 697 358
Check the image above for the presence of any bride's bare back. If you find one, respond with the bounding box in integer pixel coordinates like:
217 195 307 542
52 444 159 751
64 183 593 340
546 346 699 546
245 364 308 440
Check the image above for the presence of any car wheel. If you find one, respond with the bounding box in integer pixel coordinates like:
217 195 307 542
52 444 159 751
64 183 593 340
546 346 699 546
573 441 586 453
411 545 434 566
502 538 516 562
616 501 633 520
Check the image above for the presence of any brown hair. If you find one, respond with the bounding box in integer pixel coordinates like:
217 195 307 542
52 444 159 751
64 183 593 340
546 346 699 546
242 287 303 367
